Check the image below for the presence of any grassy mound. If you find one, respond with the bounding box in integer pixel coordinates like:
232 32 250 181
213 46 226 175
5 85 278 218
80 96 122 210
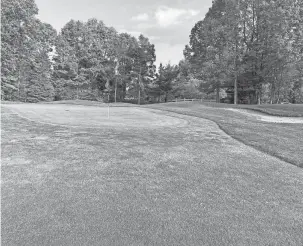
200 102 303 117
145 102 303 167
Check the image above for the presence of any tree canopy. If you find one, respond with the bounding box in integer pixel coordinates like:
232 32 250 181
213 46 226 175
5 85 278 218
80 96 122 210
184 0 303 104
2 0 302 104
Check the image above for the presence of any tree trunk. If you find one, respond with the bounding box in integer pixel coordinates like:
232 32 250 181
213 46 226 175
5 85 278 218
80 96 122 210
114 78 117 103
216 83 220 103
18 72 21 101
258 93 261 105
25 87 27 102
138 66 141 105
270 81 275 104
122 82 126 100
18 22 22 102
17 62 25 101
114 61 119 103
234 76 238 104
233 53 238 104
233 0 239 104
98 87 102 99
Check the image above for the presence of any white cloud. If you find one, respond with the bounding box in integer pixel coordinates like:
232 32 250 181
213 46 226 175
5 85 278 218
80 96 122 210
155 6 186 27
119 29 142 38
184 9 200 20
135 22 156 30
154 43 185 68
189 10 200 16
155 6 200 27
118 29 159 41
149 36 161 41
131 13 149 21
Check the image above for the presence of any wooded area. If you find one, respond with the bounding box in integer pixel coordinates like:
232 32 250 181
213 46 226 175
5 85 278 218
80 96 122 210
185 0 303 104
1 0 303 104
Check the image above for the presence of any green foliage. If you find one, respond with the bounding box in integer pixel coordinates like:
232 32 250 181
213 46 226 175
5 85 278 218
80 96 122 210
152 63 179 102
1 1 158 103
52 20 157 103
1 0 56 102
185 0 303 104
126 34 156 104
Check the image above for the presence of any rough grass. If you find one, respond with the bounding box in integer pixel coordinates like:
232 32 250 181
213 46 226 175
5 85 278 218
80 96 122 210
145 102 303 167
200 102 303 117
2 104 303 245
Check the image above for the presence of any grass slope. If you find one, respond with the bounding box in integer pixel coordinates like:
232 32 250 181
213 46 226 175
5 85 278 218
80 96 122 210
200 102 303 117
4 99 302 116
145 102 303 167
2 104 303 245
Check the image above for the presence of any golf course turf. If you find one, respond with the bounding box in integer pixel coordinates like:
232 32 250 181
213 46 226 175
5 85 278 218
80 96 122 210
1 102 303 245
145 102 303 168
196 101 303 117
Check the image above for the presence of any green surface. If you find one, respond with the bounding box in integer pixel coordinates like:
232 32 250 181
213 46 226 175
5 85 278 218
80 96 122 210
200 102 303 117
1 103 303 245
145 102 303 167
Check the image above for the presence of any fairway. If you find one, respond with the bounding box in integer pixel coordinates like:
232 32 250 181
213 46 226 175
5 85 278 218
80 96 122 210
2 103 303 245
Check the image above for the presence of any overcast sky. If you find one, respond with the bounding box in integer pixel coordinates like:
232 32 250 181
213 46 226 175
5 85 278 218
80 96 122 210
36 0 212 67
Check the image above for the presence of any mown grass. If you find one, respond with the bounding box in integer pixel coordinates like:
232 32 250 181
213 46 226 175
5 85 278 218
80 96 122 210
42 99 138 107
2 99 139 107
4 99 302 116
2 104 303 245
200 102 303 117
145 102 303 167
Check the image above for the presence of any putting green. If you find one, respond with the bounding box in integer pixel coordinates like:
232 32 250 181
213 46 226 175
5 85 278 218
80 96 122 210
3 104 188 128
2 103 303 245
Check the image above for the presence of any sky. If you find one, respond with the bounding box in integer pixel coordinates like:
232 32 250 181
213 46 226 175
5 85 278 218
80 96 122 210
36 0 212 68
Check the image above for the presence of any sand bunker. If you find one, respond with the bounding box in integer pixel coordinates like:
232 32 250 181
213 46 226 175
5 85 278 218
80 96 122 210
226 108 303 124
2 104 188 128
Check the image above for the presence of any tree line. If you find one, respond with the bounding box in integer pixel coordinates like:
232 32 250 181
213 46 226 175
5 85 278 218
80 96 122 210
2 0 302 104
1 0 202 104
184 0 303 104
1 0 155 103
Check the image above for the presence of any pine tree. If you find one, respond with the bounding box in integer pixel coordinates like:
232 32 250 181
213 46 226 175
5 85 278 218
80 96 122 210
1 0 56 102
128 34 156 104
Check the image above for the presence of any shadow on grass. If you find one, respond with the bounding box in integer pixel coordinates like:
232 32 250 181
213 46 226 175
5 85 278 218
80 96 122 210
145 102 303 168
